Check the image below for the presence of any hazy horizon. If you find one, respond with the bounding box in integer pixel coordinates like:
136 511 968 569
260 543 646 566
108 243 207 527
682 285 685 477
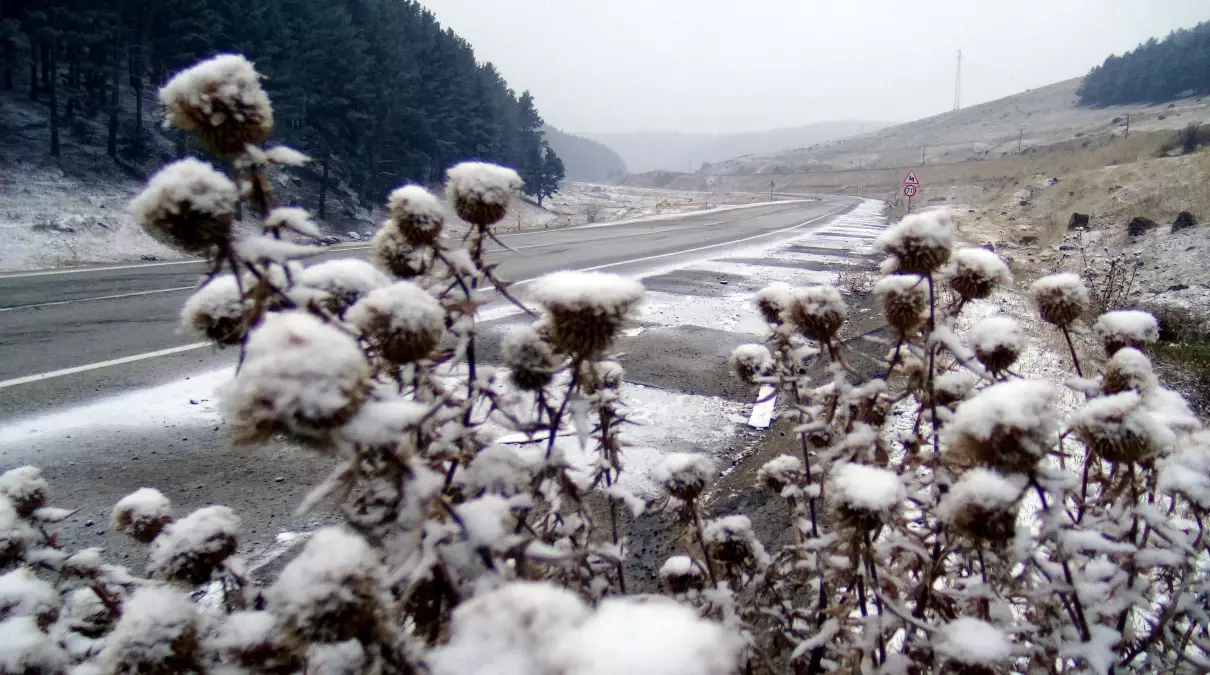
417 1 1208 136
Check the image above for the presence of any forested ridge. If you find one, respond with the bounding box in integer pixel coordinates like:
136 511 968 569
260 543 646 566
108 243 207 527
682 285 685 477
1078 20 1210 106
0 0 565 213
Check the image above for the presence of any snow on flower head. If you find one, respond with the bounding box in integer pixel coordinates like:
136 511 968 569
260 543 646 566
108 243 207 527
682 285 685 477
580 358 625 395
787 285 846 342
1094 310 1158 356
299 259 391 318
875 209 955 275
1030 273 1089 327
0 467 48 517
264 145 309 166
0 567 58 627
830 463 904 529
1158 433 1210 509
0 616 68 674
371 225 429 279
224 311 370 444
146 505 240 584
1070 391 1174 463
130 158 237 253
934 370 979 406
754 282 794 324
264 206 321 239
0 498 32 567
659 555 706 594
948 247 1011 300
458 444 533 497
757 455 806 493
874 274 927 334
158 53 273 156
729 344 773 384
208 610 299 673
967 315 1025 375
702 515 769 572
530 271 644 355
501 325 560 391
656 453 714 501
180 275 248 346
111 487 173 542
340 397 428 449
268 527 383 644
429 581 590 675
933 617 1013 667
936 468 1022 544
1101 346 1158 395
445 162 522 227
550 596 744 675
98 586 200 673
346 281 445 364
943 380 1060 473
387 185 446 244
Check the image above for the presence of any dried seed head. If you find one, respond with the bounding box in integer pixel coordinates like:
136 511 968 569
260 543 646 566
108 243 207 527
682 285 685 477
1094 310 1159 356
875 210 955 275
754 282 794 325
874 274 928 334
224 312 370 445
1071 391 1173 463
208 610 301 673
130 158 236 253
787 285 847 342
757 455 806 493
298 259 391 318
180 275 248 346
501 325 560 391
62 587 113 638
0 467 48 517
829 462 904 532
146 505 240 585
371 226 430 279
934 370 978 407
530 271 644 356
1101 347 1158 395
0 567 59 628
1030 274 1089 328
656 453 714 501
111 488 173 543
943 380 1060 474
948 248 1012 300
347 282 445 364
658 555 706 594
729 344 773 383
158 54 273 157
387 185 446 245
445 162 522 228
967 316 1024 375
580 359 625 395
702 515 769 574
98 586 202 674
0 616 68 673
0 498 31 567
936 468 1022 545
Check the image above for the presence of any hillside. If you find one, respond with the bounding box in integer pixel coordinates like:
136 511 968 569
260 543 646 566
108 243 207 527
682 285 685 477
542 126 627 182
583 120 889 173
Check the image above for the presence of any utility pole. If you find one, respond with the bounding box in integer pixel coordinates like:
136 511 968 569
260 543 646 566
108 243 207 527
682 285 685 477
1018 128 1024 153
1125 113 1130 140
921 144 926 165
953 49 962 111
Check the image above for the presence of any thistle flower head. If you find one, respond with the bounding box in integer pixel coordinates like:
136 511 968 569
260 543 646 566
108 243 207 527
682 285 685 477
948 248 1011 300
875 210 955 275
786 285 847 342
346 282 445 364
98 586 201 674
0 616 68 674
754 282 794 325
298 259 391 318
530 271 644 356
580 359 625 395
0 467 48 517
111 488 173 543
1102 347 1158 395
371 226 430 279
658 556 706 594
655 453 714 501
387 185 446 245
936 468 1022 544
757 455 806 493
1071 391 1174 463
130 158 237 253
0 567 59 628
180 275 248 346
0 498 32 568
1094 310 1159 356
829 462 904 531
967 316 1025 375
268 527 384 644
874 274 928 334
501 325 560 391
445 162 522 228
208 610 300 673
729 344 773 384
933 617 1013 671
224 312 370 445
264 206 321 239
146 505 240 585
935 370 979 407
943 380 1060 474
702 515 769 573
1030 273 1089 328
158 53 273 157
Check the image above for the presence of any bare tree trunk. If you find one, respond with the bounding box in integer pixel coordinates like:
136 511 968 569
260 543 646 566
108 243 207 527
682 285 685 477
28 34 37 101
49 38 59 158
2 38 13 90
318 151 330 219
107 41 120 159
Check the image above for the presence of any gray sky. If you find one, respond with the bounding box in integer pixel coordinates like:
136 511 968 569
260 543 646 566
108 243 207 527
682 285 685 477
416 0 1208 135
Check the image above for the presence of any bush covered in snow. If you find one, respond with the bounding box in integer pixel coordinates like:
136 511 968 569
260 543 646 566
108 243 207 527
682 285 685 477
6 54 1208 675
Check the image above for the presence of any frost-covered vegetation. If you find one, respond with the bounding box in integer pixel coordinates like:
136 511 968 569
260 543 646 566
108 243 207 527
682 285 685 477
2 54 1209 675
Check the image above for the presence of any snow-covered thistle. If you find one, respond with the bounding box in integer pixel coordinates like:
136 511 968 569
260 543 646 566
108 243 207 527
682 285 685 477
966 315 1024 376
786 284 846 342
1093 309 1158 356
347 282 445 364
387 185 446 245
947 247 1011 301
874 273 928 334
445 162 522 228
729 344 773 383
111 487 173 542
529 271 644 356
1030 273 1089 328
130 158 237 254
159 53 273 157
875 209 955 275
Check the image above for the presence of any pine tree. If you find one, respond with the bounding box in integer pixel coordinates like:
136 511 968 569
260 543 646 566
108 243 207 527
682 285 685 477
531 144 564 207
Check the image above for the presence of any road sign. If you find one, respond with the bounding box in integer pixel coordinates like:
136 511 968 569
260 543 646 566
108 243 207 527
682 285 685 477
903 184 917 197
903 170 920 186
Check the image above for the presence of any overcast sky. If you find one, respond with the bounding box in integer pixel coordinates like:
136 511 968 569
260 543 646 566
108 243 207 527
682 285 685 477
416 1 1208 135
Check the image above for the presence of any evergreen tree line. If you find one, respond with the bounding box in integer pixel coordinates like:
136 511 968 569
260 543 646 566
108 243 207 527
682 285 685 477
1077 20 1210 107
0 0 566 213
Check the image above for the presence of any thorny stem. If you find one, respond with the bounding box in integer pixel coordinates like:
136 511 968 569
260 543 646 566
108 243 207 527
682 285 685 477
690 499 720 588
864 528 887 666
1033 482 1092 642
925 275 941 460
1061 325 1084 378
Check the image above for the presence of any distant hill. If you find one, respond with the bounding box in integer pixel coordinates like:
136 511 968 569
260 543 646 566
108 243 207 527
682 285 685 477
581 121 892 173
1078 21 1210 106
542 126 628 182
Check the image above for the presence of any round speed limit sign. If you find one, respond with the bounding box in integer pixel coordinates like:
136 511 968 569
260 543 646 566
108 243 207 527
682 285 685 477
903 184 917 197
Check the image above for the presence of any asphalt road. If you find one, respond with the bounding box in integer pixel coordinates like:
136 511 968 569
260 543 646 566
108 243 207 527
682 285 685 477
0 196 859 565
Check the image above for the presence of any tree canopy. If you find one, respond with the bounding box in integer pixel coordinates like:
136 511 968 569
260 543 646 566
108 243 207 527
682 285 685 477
1077 21 1210 106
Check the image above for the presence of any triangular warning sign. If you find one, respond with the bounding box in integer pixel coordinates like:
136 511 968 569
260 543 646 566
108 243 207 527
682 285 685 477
903 170 920 186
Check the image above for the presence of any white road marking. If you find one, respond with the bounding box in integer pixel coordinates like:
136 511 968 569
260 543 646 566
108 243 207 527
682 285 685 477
748 385 777 429
0 286 197 312
0 343 210 391
0 258 208 279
